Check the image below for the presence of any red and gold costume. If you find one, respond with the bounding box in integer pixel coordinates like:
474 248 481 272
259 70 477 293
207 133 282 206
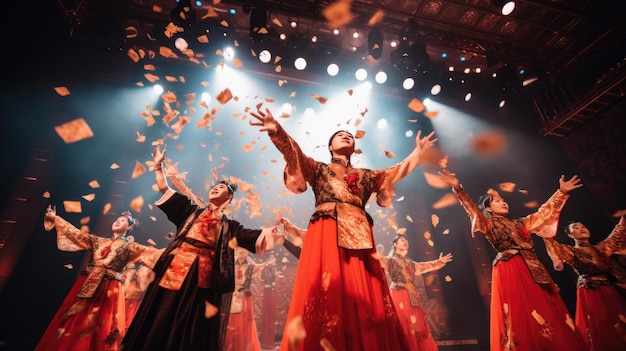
543 221 626 350
270 125 413 351
224 256 265 351
122 190 274 351
453 187 588 351
381 255 445 351
35 216 162 351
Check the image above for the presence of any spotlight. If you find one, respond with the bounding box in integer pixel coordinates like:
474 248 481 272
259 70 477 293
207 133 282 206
402 78 415 90
258 49 272 63
375 71 387 84
464 92 472 101
498 99 506 108
495 64 522 92
290 20 297 28
355 68 368 81
327 63 339 76
229 8 237 15
368 28 383 60
430 84 442 95
492 0 516 16
153 84 164 94
294 57 307 70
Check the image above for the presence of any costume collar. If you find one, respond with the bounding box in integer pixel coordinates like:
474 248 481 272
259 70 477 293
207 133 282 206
331 158 351 167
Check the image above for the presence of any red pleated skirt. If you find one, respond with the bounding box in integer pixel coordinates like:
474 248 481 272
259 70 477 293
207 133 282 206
224 294 262 351
575 284 626 351
279 218 413 351
490 254 588 351
389 289 439 351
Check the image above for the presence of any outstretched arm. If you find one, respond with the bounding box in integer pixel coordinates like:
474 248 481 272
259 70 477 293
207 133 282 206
152 144 169 194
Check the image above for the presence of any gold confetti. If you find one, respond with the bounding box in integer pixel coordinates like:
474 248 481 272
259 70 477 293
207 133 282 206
423 171 449 189
469 130 508 157
431 214 439 227
43 191 51 198
131 161 147 179
64 264 74 270
54 118 94 143
54 86 71 96
63 201 82 213
204 301 219 318
499 182 516 192
432 193 458 209
129 196 144 213
82 194 96 201
406 215 413 223
408 98 425 113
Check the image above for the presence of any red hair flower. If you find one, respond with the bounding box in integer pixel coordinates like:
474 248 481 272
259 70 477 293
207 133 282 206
344 173 359 195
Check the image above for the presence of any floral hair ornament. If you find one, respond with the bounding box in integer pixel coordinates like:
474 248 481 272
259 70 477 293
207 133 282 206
121 210 139 232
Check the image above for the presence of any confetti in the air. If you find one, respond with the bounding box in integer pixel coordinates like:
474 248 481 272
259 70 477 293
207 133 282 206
54 118 94 144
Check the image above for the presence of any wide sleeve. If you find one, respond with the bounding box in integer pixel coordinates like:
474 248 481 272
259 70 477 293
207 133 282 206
520 189 569 238
282 239 302 259
453 187 493 238
372 164 402 207
597 219 626 256
269 123 317 194
155 189 197 229
53 216 95 252
229 219 274 256
411 258 446 275
542 237 575 266
127 243 166 270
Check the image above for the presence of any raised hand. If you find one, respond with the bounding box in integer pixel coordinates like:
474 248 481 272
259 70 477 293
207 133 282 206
559 175 583 193
439 252 453 264
44 205 57 231
152 144 166 164
437 169 461 189
415 130 437 156
249 108 279 134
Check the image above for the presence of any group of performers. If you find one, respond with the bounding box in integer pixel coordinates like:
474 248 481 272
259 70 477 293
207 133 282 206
34 106 625 351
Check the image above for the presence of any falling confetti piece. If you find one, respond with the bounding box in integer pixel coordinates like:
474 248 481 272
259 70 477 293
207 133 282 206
431 214 439 227
216 88 233 104
54 118 94 144
80 217 90 225
110 163 120 170
384 150 395 158
442 229 450 235
423 171 449 189
205 301 219 318
499 182 516 192
396 196 404 202
432 193 458 209
321 0 355 28
444 275 452 282
103 203 112 214
524 201 539 208
423 230 431 240
396 228 407 235
438 155 448 169
518 189 529 194
368 10 385 26
228 237 238 249
310 94 328 104
424 111 439 118
469 130 508 157
54 86 70 96
406 215 413 223
82 194 96 201
408 98 425 113
64 264 74 270
63 201 82 213
129 196 144 213
147 238 157 246
43 191 51 198
131 161 147 179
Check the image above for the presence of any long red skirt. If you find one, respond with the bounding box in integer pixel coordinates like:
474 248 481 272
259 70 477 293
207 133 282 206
279 218 413 351
490 255 587 351
224 294 262 351
389 289 439 351
35 275 126 351
575 284 626 351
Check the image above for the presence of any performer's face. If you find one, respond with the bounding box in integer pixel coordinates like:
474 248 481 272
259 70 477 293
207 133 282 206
486 196 509 216
567 222 590 240
111 216 131 234
328 131 355 156
236 248 249 261
209 183 232 205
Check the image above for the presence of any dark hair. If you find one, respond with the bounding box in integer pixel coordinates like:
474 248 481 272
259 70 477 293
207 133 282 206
563 220 581 234
121 210 139 232
387 234 407 257
219 180 238 195
328 130 354 157
477 194 493 217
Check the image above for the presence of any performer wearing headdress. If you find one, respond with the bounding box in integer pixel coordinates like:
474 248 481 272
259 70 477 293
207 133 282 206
438 170 588 351
35 208 162 351
122 144 276 351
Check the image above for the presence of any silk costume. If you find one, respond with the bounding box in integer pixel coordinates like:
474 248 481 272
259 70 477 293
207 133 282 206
269 125 414 351
121 189 273 351
35 216 162 351
453 187 587 351
224 256 264 351
382 255 446 351
543 220 626 350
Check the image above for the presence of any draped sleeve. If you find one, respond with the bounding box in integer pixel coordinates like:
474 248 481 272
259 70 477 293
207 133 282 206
269 124 317 194
53 216 95 252
597 220 626 256
452 187 493 238
543 237 575 265
520 189 569 238
410 258 446 275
